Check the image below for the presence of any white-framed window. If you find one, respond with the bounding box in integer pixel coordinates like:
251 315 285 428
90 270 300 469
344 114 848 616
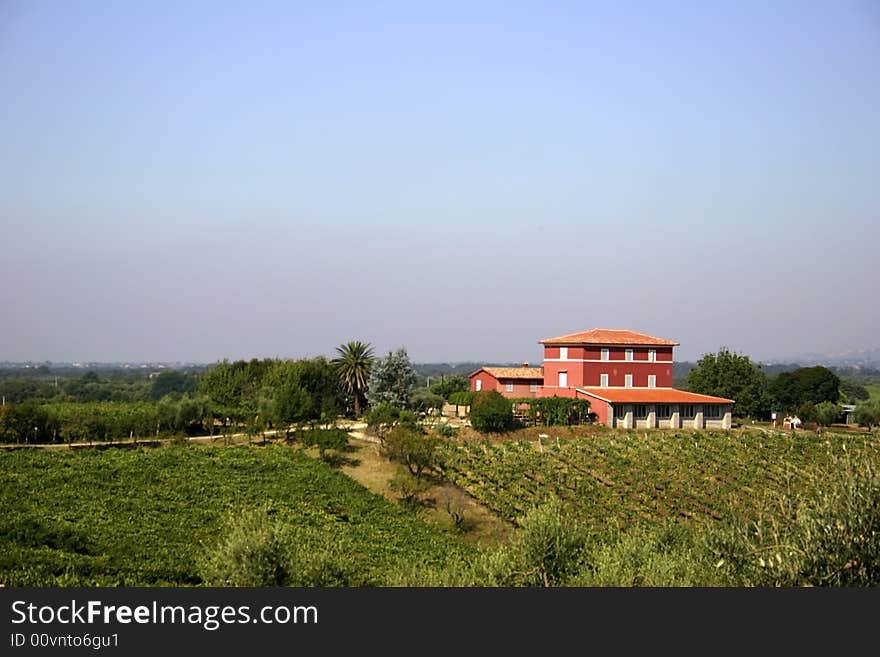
505 382 514 393
615 404 626 419
558 371 568 387
634 404 648 419
648 349 656 362
529 382 538 393
600 373 609 387
656 404 671 418
624 374 633 388
625 348 633 361
560 347 568 360
475 379 482 391
601 348 609 361
705 405 721 419
648 375 656 388
680 404 694 418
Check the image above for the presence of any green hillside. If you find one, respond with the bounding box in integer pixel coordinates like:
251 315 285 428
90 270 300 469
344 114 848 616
0 444 473 586
438 428 880 529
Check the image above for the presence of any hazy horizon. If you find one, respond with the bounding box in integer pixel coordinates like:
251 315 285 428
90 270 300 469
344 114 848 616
3 1 878 365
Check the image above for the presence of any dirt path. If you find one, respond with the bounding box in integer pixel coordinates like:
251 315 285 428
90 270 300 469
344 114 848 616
340 435 514 548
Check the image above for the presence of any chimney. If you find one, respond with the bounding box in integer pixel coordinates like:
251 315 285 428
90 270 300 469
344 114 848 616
522 361 529 368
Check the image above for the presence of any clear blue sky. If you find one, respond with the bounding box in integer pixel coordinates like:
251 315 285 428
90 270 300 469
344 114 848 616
2 1 878 364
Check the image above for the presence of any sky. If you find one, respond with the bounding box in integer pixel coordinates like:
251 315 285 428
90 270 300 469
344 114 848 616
1 0 878 365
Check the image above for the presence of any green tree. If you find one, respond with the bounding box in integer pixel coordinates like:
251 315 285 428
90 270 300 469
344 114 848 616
388 467 432 509
409 390 445 418
813 401 841 428
854 400 880 430
331 341 375 418
149 370 198 401
273 382 312 436
176 396 211 435
300 428 350 462
430 375 471 400
470 390 514 433
366 348 417 409
198 358 275 418
157 396 179 434
0 402 57 443
684 348 769 419
770 366 840 412
271 358 341 429
839 379 870 403
198 360 251 416
512 498 588 587
381 426 440 479
365 402 401 437
80 370 100 384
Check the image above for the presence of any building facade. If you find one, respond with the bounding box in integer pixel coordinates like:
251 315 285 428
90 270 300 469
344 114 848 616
469 365 544 398
469 328 734 429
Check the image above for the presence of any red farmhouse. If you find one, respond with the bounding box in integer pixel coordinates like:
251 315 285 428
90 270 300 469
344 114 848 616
469 328 734 429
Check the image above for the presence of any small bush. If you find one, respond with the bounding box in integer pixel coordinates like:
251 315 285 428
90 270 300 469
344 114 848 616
813 401 841 428
300 428 349 460
200 506 363 587
435 423 457 438
469 391 514 433
381 426 440 478
389 467 432 510
511 498 589 586
571 522 714 586
365 402 401 437
444 497 466 533
707 454 880 586
397 409 421 431
855 400 880 429
396 498 589 587
200 507 291 586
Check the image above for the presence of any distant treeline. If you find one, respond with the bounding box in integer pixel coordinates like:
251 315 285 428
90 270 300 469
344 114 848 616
0 356 471 445
0 367 204 405
673 361 880 386
1 356 876 444
0 361 495 406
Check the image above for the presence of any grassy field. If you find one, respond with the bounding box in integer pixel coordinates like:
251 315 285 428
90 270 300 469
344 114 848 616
437 426 880 530
0 443 474 586
2 426 877 587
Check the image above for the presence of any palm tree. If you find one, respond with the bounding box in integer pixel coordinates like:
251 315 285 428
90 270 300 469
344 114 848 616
332 341 375 418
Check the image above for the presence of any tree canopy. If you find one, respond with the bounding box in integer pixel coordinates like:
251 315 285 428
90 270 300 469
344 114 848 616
470 390 515 433
854 400 880 430
684 348 769 419
149 370 199 401
839 379 870 403
429 375 471 400
366 348 417 409
769 366 840 412
198 357 341 427
813 401 842 428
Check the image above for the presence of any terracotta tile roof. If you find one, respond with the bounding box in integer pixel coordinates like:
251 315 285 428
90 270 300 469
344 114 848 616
470 366 544 380
539 328 679 347
576 387 734 404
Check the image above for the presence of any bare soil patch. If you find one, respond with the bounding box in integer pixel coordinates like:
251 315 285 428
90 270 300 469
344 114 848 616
340 435 514 548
